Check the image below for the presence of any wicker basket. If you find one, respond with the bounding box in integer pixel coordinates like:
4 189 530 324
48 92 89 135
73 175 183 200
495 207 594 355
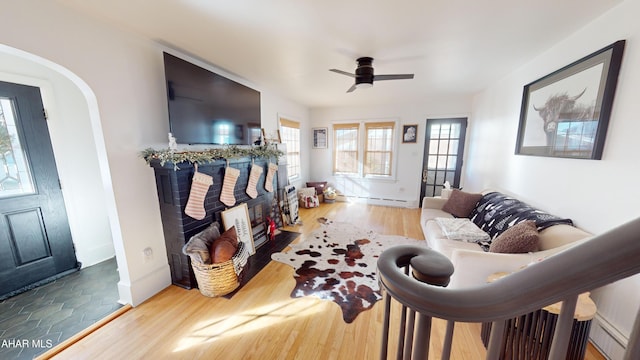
191 242 248 297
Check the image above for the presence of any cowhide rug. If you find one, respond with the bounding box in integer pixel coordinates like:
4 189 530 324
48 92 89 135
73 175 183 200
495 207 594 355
271 218 425 323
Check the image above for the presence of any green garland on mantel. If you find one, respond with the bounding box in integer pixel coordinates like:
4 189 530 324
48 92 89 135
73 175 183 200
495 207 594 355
141 145 284 168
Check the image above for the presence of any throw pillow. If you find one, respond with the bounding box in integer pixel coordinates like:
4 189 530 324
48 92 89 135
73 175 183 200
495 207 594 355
210 226 239 263
489 220 539 253
300 195 320 208
183 222 221 264
212 241 237 264
441 189 483 218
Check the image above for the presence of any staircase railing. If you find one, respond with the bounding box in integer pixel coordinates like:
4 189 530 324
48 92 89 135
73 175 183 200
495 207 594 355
377 216 640 359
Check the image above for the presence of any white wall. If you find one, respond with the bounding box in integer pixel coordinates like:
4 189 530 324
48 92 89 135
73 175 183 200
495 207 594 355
309 98 471 207
0 1 309 306
466 0 640 357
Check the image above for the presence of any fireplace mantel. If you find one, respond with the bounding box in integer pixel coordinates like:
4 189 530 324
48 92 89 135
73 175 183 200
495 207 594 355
149 154 287 289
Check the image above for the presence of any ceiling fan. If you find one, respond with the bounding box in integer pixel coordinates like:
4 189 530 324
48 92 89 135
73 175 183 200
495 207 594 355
330 57 415 93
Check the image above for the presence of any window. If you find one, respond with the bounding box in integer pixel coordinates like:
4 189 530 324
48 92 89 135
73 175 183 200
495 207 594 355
279 118 300 179
364 122 394 176
333 121 396 177
333 123 359 174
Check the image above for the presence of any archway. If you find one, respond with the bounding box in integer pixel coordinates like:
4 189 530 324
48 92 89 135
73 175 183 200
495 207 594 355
0 43 130 304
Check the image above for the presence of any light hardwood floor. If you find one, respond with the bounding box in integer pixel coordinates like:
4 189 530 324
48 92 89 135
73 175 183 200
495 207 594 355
47 202 605 360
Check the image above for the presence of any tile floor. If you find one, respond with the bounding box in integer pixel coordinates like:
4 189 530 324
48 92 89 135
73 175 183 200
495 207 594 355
0 257 121 360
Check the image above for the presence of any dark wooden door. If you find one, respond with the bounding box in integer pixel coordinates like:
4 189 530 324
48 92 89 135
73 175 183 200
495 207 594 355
0 81 78 299
419 118 468 205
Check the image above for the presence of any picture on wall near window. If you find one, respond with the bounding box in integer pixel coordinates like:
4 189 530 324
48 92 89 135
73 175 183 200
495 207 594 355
402 124 418 143
312 127 328 149
515 40 625 160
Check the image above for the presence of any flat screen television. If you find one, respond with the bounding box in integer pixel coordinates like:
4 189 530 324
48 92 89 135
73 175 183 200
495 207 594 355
163 52 261 145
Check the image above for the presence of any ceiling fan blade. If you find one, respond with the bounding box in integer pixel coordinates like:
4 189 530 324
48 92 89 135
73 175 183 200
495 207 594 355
346 84 357 93
374 74 415 81
330 69 356 77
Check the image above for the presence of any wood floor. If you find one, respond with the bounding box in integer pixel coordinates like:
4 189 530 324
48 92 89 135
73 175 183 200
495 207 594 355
47 202 605 360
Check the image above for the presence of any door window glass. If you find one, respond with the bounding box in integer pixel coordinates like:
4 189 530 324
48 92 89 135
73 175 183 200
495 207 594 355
0 98 35 197
422 118 467 197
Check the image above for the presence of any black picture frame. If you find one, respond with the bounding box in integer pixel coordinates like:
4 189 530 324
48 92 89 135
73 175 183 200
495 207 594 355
515 40 625 159
402 124 418 143
312 127 328 149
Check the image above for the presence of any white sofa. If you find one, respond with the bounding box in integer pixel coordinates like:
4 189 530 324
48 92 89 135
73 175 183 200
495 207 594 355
420 195 591 288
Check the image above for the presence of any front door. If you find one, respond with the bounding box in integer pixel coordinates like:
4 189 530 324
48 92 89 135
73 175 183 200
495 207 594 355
420 118 468 204
0 81 78 299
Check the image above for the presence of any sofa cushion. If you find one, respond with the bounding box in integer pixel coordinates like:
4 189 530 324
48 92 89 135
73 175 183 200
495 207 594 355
538 224 591 250
489 220 539 253
469 192 574 240
441 189 483 218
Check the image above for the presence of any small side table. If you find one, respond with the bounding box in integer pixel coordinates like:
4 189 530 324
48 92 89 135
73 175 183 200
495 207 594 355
481 272 597 360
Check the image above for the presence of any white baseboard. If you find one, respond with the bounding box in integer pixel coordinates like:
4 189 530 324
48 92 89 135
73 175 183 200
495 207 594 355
117 263 172 306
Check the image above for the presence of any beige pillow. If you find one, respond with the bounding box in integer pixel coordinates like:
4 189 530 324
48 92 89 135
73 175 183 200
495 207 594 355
489 220 539 253
441 189 483 218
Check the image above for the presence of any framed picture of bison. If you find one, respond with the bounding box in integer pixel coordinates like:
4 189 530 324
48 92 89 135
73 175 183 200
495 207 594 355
515 40 625 159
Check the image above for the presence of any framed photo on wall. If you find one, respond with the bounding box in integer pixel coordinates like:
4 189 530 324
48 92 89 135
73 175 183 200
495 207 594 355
402 124 418 143
312 127 328 149
515 40 625 159
221 203 255 255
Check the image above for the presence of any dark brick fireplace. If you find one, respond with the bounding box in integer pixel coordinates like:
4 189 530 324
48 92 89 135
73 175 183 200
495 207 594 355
150 155 287 289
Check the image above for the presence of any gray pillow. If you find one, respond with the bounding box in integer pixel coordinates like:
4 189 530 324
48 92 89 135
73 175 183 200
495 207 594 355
489 220 539 253
441 189 483 218
182 222 221 264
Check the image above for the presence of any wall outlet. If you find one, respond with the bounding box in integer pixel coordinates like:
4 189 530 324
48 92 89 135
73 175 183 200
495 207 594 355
143 247 153 262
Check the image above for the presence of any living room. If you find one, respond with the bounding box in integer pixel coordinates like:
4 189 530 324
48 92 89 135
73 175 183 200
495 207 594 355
1 0 639 359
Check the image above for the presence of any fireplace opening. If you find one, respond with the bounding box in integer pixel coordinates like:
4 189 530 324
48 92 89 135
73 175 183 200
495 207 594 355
246 196 269 250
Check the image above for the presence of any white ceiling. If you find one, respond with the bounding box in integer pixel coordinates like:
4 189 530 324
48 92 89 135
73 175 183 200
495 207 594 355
57 0 621 108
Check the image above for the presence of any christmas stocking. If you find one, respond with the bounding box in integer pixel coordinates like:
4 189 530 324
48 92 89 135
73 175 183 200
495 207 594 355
246 164 263 199
264 163 278 192
185 166 213 220
220 166 240 207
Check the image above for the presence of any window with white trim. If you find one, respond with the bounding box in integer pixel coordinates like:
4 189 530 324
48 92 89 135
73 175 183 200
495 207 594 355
364 122 394 176
333 121 396 178
333 123 359 174
279 118 300 179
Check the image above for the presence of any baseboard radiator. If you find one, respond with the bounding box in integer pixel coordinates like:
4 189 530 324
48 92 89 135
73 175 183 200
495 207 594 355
590 313 629 360
336 195 416 208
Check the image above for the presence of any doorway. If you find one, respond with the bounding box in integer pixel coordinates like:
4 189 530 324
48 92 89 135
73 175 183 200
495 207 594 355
0 81 79 299
419 118 468 204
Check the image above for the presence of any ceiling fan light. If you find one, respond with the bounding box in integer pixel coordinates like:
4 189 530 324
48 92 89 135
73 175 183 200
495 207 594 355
356 83 373 89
